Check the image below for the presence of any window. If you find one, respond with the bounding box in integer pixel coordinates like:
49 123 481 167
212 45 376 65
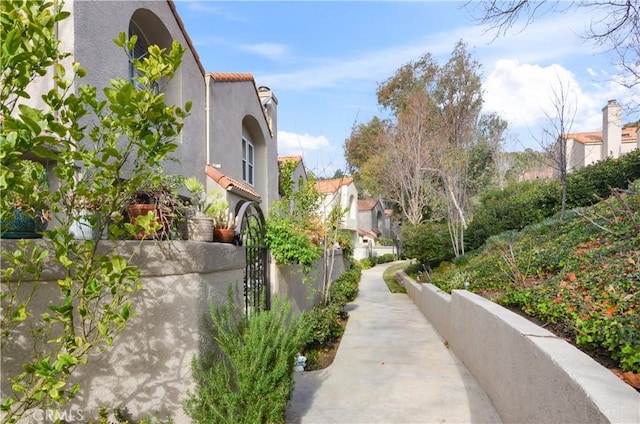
129 20 160 93
242 137 254 185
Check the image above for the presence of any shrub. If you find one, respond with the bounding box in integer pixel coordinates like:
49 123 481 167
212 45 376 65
375 253 397 264
183 296 305 424
300 304 344 349
466 150 640 251
401 221 453 267
330 267 361 308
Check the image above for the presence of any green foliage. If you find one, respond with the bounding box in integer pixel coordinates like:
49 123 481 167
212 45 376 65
466 150 640 250
329 267 361 308
0 2 189 420
300 266 362 362
376 253 397 264
266 159 322 267
183 296 305 424
401 221 453 267
428 182 640 372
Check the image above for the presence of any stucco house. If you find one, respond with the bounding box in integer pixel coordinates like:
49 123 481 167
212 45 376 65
564 100 639 172
206 73 279 214
357 198 389 243
277 155 308 198
315 177 358 243
23 0 278 220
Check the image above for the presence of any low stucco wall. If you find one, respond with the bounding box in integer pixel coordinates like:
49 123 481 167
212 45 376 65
272 249 346 315
397 271 640 424
1 240 246 423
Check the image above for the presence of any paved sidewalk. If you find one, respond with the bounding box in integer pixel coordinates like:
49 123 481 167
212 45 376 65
286 262 502 424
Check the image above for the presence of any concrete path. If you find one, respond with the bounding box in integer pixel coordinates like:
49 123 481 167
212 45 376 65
286 262 502 424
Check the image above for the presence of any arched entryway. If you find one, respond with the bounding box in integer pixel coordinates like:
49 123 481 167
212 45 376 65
235 201 270 313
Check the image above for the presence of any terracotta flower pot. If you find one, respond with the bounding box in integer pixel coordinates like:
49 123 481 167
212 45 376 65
213 228 235 243
126 204 162 240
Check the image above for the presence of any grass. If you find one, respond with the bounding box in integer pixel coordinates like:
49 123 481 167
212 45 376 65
382 261 409 293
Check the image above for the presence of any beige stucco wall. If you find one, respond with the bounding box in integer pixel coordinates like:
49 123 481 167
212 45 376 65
1 240 245 423
271 249 347 316
208 78 278 213
68 0 207 186
398 272 640 424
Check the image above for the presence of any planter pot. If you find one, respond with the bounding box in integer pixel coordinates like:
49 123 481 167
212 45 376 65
1 208 48 239
181 216 214 242
213 228 236 243
126 204 162 240
70 210 101 240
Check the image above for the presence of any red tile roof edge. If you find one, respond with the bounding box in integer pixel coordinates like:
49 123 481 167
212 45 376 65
206 164 261 200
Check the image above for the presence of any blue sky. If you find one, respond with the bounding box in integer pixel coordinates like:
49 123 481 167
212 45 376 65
174 1 640 177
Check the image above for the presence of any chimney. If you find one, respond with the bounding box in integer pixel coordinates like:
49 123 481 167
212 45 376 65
602 100 622 159
258 86 278 136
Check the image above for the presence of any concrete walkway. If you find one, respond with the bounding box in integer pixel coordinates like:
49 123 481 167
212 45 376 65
286 262 502 424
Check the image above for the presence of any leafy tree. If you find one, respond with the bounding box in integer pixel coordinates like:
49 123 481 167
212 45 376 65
266 159 322 268
0 1 189 420
350 41 493 255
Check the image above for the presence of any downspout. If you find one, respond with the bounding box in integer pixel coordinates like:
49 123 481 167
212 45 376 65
205 73 211 166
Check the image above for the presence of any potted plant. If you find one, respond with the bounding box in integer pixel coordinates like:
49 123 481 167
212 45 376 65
124 172 184 240
0 160 51 239
66 187 105 240
206 192 237 243
181 177 214 241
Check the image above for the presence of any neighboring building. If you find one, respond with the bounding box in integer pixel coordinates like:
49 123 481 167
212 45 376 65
24 1 279 216
564 100 639 172
315 177 358 242
357 198 389 243
206 73 278 213
277 155 307 198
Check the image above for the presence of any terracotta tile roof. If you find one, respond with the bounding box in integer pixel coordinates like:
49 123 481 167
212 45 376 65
209 72 255 83
315 177 354 194
622 125 640 141
358 199 379 211
566 125 639 145
384 209 393 217
358 228 379 239
278 155 303 165
207 72 273 137
206 164 261 200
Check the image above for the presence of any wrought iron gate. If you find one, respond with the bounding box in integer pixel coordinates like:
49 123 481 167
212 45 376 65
235 201 270 313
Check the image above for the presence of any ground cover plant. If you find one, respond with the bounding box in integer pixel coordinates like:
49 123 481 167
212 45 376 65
428 181 640 379
299 265 362 369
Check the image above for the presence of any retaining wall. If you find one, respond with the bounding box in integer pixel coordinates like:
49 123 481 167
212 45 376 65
1 240 246 423
397 271 640 424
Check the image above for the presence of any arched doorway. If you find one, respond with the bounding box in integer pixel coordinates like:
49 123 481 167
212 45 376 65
235 201 270 313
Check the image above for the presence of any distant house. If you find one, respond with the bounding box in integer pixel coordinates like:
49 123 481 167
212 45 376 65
277 155 307 198
564 100 639 172
357 198 389 243
315 177 358 243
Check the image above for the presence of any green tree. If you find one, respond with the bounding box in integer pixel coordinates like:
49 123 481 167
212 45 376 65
0 1 189 420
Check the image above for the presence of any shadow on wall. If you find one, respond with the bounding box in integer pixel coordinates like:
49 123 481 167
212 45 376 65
1 241 245 423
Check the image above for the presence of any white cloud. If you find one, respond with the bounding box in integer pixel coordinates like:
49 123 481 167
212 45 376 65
238 43 289 61
278 131 330 156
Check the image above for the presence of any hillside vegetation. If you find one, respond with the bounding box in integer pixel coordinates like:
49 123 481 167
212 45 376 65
426 181 639 376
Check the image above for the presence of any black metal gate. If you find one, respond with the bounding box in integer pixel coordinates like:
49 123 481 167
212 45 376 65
235 201 270 313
